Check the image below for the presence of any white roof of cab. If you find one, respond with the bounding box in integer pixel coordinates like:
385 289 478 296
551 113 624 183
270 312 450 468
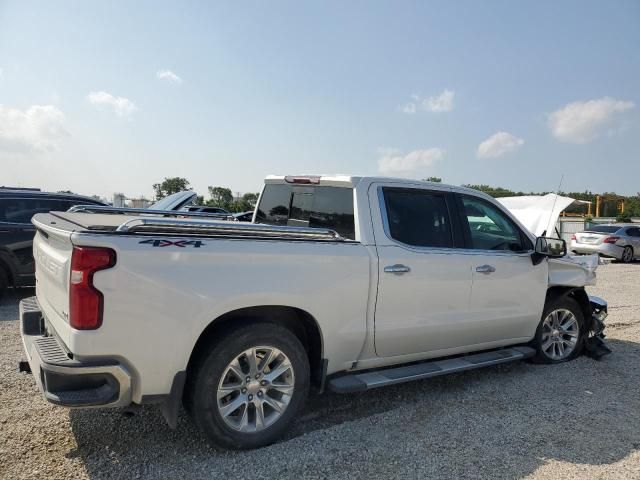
264 174 494 197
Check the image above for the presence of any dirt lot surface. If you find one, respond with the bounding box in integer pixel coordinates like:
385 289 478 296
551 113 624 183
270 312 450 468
1 264 639 479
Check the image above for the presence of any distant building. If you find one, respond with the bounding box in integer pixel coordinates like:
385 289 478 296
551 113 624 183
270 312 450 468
113 193 126 207
130 197 151 208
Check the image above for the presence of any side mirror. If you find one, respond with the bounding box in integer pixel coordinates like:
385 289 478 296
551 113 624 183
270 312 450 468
532 236 567 264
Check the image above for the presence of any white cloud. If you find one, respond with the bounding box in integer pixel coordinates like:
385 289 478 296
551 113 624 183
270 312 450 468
400 89 455 114
548 97 634 144
378 147 445 175
0 105 69 154
86 91 138 117
477 131 524 159
401 102 417 114
423 89 455 113
156 69 183 84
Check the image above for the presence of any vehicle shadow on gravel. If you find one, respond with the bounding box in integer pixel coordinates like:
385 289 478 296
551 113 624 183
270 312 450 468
68 338 640 480
0 288 34 319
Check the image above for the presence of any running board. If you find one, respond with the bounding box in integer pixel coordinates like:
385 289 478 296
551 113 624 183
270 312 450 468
327 346 535 393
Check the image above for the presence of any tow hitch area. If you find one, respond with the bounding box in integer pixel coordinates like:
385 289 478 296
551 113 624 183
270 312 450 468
584 296 612 360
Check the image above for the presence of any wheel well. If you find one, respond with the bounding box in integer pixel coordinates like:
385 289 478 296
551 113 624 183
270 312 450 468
546 286 591 324
186 306 324 388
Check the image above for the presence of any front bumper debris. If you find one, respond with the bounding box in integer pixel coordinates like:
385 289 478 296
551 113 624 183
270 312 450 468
584 295 611 359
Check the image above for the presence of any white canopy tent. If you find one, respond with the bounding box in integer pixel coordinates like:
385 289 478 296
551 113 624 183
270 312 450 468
496 193 580 237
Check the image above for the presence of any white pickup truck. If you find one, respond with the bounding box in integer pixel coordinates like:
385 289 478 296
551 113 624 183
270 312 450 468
20 175 609 449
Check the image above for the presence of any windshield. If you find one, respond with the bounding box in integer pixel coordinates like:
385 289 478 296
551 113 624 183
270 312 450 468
149 191 195 211
585 226 620 234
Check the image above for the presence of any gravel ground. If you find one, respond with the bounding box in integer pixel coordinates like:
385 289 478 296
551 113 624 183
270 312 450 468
1 264 640 480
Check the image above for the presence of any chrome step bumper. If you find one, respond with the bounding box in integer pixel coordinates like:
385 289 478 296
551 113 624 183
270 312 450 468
19 296 132 408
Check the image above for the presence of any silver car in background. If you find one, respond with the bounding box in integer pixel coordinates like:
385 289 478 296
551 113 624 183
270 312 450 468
571 224 640 263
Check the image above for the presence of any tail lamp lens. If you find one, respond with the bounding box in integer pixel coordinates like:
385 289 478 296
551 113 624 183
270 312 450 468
603 236 620 244
69 246 116 330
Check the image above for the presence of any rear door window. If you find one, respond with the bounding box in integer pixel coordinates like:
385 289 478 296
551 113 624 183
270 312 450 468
0 198 59 224
256 184 355 239
0 197 96 224
381 188 454 248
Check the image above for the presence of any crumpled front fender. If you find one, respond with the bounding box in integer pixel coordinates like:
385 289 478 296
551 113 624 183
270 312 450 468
548 254 599 287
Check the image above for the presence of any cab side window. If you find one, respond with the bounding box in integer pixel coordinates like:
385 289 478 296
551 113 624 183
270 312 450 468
460 195 530 252
382 188 453 248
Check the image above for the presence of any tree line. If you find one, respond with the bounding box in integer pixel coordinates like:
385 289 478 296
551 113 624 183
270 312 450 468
152 177 259 213
425 177 640 220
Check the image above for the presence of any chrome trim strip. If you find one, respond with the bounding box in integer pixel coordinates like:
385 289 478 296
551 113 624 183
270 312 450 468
115 217 349 241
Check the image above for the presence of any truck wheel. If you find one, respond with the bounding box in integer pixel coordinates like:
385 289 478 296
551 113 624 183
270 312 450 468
621 246 634 263
187 322 309 449
532 296 585 363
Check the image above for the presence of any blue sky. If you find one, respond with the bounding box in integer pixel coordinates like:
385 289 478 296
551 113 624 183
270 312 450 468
1 1 639 199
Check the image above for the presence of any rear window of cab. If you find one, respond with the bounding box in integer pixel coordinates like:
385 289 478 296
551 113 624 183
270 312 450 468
255 184 355 239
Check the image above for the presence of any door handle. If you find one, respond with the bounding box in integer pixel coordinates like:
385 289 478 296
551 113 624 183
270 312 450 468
384 264 411 274
476 264 496 274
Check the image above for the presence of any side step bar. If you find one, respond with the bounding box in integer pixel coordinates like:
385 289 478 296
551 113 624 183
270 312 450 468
327 346 535 393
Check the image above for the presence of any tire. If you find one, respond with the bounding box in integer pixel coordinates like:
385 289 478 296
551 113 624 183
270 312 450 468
621 246 634 264
0 267 8 302
532 296 585 364
186 322 309 449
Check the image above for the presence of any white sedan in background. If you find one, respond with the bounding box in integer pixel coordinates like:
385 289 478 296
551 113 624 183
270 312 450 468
571 224 640 263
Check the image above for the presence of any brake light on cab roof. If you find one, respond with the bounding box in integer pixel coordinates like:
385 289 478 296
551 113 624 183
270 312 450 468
284 176 321 185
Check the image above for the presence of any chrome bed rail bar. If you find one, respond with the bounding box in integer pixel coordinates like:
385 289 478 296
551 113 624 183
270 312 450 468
115 218 347 241
68 205 233 220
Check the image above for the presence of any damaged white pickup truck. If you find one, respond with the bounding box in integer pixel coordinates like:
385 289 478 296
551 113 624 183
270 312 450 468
20 175 610 449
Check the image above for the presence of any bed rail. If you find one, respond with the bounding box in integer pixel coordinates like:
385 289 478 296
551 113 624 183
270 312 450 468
115 218 347 241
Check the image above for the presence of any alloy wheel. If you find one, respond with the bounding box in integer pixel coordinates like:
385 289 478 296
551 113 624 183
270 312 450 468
216 346 295 432
541 309 579 360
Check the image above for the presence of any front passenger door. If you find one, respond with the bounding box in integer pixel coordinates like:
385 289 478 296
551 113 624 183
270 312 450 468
458 194 548 343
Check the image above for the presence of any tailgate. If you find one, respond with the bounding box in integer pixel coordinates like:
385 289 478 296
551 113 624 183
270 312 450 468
32 216 74 344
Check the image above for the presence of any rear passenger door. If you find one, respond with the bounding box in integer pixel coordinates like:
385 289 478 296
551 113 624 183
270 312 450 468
371 184 475 357
457 194 548 342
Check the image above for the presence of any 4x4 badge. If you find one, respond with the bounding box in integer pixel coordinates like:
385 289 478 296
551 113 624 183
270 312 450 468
139 239 205 248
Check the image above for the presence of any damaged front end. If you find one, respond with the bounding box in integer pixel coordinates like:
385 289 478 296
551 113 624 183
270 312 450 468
584 295 612 359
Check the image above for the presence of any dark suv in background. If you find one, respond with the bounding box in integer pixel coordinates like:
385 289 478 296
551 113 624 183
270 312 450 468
0 188 105 298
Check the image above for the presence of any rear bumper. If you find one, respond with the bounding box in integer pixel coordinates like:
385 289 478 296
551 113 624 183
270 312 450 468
570 241 624 259
19 296 132 408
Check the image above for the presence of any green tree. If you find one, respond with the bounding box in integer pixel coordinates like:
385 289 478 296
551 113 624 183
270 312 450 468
462 184 523 198
424 177 442 183
234 192 259 212
152 177 191 199
207 186 234 210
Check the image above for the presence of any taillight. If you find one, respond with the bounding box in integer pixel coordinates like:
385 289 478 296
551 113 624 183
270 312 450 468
571 234 576 241
69 246 116 330
603 236 620 244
